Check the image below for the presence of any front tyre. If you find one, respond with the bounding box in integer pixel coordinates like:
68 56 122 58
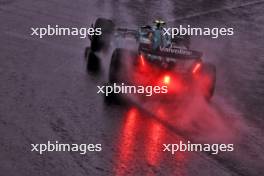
91 18 115 52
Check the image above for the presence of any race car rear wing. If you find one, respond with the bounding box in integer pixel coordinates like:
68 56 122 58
139 43 202 60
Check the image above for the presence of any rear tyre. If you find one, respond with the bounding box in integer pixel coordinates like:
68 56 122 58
103 83 120 105
109 48 124 83
91 18 115 52
105 48 136 105
104 49 124 105
109 48 137 83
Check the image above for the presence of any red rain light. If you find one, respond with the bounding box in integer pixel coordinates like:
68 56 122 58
163 75 171 85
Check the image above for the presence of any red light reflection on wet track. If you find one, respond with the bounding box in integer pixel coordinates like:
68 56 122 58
114 107 187 176
114 108 139 176
145 121 164 166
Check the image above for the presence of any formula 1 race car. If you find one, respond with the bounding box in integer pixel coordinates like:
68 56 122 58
86 18 216 103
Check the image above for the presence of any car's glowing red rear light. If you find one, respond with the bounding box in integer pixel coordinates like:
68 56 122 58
163 75 171 85
140 55 145 66
192 63 202 74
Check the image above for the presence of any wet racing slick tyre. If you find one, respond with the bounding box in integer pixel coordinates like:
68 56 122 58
85 47 101 73
108 48 137 83
87 18 114 73
109 48 124 83
200 63 216 100
105 48 136 105
90 18 115 52
103 83 120 105
104 48 124 105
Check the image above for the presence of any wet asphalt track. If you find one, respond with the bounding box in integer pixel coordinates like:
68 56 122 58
0 0 264 175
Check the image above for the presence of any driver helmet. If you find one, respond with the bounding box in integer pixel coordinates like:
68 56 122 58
153 19 166 29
